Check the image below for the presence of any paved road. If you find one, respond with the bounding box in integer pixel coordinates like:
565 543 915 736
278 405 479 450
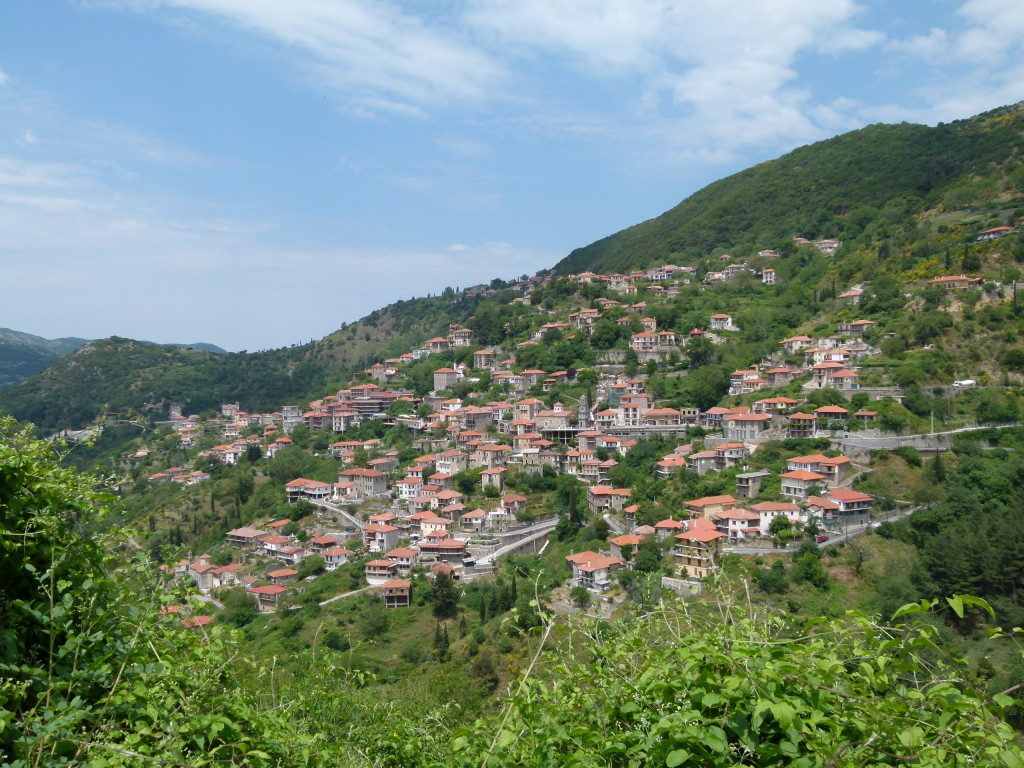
476 522 557 566
192 593 225 610
604 513 626 535
724 505 921 556
318 585 376 607
309 498 363 529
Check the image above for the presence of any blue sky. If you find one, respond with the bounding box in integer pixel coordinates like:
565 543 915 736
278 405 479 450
3 0 1024 351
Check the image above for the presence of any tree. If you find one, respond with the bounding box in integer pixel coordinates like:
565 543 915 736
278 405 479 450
633 539 663 573
685 335 715 368
429 572 459 620
220 589 259 627
0 418 337 765
433 622 450 662
297 554 326 579
570 586 592 609
769 515 792 538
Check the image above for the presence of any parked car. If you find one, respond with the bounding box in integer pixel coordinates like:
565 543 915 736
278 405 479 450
816 534 830 543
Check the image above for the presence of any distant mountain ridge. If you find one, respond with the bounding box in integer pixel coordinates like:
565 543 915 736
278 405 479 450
0 328 227 390
0 328 90 389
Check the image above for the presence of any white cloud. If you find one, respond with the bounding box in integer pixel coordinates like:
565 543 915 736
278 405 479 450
119 0 505 114
886 28 949 62
465 0 886 162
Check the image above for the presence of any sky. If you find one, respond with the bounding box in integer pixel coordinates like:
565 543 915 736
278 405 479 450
3 1 1024 352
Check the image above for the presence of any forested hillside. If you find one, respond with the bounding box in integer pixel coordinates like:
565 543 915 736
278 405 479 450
0 328 88 389
0 290 487 432
555 103 1024 275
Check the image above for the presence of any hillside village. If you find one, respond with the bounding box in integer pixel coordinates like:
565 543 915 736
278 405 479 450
131 225 1024 624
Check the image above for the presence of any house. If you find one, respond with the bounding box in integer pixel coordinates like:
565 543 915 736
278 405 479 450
338 467 388 498
608 533 646 561
385 547 418 573
977 225 1014 241
673 519 725 578
284 478 332 504
837 288 862 305
928 275 984 293
501 494 527 518
722 413 772 441
447 324 473 347
307 536 339 552
838 320 876 337
267 567 298 584
322 547 353 571
249 584 288 612
226 526 269 549
653 518 685 540
259 534 293 557
459 508 488 533
826 487 873 525
684 494 738 519
735 470 771 499
762 268 776 285
779 335 813 354
787 412 817 438
424 337 450 352
433 368 459 391
787 454 852 487
765 368 799 388
827 369 860 391
473 349 496 370
714 507 762 540
435 449 469 475
587 485 632 514
644 407 683 427
381 578 412 608
750 501 805 535
685 450 717 476
780 469 826 499
753 396 798 415
853 409 877 424
657 454 691 478
709 313 737 331
481 466 506 492
365 559 400 585
814 405 850 424
418 537 468 564
421 515 455 537
363 523 400 553
565 551 624 591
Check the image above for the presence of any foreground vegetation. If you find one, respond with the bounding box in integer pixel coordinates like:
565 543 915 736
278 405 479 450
4 417 1024 767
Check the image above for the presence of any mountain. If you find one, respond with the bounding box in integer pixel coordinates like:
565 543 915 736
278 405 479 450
0 328 89 389
0 328 228 390
555 102 1024 275
0 290 485 432
142 341 228 354
4 102 1024 432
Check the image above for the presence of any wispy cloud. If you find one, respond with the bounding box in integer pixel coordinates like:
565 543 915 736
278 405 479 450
117 0 505 114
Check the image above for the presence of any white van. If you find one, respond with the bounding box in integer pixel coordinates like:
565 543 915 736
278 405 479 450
952 379 977 388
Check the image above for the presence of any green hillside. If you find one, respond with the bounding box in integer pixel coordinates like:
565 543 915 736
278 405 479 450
0 291 486 432
5 103 1024 433
0 328 89 388
555 103 1024 275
